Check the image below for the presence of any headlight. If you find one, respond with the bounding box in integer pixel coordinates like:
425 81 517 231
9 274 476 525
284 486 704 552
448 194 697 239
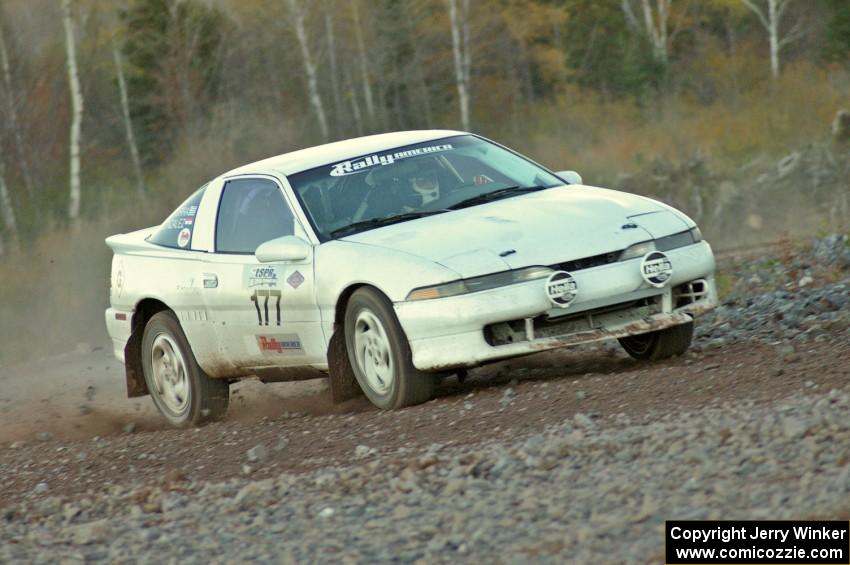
406 266 554 301
689 226 702 243
620 241 656 261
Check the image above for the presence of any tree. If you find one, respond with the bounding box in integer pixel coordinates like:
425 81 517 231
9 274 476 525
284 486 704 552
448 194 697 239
113 43 145 197
622 0 671 64
323 2 344 137
564 0 665 98
62 0 84 221
499 0 568 99
446 0 471 130
0 159 18 253
121 0 227 164
366 0 436 131
621 0 691 66
740 0 802 78
821 0 850 62
286 0 328 141
0 13 32 198
351 0 376 128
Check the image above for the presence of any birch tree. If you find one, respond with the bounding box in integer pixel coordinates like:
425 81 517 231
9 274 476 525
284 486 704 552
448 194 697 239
740 0 801 78
446 0 471 131
622 0 670 63
62 0 83 221
0 159 18 253
112 44 145 197
621 0 690 65
324 6 344 135
344 64 364 136
286 0 328 140
0 18 33 197
351 0 375 127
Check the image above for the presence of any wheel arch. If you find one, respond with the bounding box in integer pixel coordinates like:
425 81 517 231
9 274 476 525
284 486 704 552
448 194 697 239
124 297 171 398
334 283 371 328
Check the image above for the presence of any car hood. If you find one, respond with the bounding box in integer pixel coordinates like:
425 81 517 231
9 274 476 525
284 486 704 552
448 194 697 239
341 185 692 277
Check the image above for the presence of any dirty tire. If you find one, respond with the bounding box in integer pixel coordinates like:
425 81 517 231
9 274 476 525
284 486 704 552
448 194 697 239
141 311 229 427
344 287 435 409
618 321 694 361
327 329 363 403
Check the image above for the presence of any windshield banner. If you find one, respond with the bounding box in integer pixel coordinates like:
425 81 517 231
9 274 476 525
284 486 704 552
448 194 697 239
329 143 454 177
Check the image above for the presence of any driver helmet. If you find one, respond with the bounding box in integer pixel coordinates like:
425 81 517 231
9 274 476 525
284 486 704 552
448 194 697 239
408 161 441 205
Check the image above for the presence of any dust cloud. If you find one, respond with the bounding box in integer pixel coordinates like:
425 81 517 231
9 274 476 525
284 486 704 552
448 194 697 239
0 342 363 445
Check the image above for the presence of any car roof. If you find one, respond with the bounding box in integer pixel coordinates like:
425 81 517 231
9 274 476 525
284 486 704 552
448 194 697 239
224 129 467 178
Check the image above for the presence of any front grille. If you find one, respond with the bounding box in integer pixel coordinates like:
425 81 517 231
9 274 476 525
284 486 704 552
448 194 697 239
674 279 709 308
554 250 622 272
548 229 695 273
484 297 661 346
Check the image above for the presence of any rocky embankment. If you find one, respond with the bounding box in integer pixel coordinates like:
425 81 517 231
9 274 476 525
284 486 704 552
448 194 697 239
697 234 850 347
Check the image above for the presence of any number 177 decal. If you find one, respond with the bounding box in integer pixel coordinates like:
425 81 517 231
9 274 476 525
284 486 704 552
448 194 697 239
251 289 281 325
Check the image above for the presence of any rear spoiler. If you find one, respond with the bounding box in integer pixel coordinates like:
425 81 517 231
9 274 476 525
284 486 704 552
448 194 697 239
105 227 157 254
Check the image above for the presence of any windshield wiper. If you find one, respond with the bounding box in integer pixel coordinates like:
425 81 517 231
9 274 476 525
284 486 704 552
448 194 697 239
448 185 548 210
329 210 449 238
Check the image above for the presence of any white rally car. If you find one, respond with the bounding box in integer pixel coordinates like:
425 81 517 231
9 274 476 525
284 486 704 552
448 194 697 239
106 130 717 426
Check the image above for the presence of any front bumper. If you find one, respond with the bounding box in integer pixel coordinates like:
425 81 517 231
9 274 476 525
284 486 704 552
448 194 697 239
394 241 718 371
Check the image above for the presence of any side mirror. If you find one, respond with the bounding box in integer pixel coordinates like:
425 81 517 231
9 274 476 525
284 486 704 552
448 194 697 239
556 170 583 185
255 235 311 263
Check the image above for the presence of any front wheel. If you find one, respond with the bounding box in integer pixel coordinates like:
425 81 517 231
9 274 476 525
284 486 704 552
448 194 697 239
344 287 435 409
141 311 230 427
618 321 694 361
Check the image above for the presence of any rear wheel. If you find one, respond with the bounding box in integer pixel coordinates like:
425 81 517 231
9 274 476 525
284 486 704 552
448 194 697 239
618 321 694 361
344 287 435 409
141 311 229 427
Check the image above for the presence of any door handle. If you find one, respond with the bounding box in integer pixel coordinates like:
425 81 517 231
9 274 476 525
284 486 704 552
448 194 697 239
202 273 218 289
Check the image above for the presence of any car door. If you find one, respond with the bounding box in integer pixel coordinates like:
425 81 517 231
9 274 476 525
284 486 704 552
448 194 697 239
200 175 326 369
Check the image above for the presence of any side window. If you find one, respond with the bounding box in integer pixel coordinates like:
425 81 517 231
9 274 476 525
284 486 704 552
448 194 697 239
148 185 207 249
216 178 295 254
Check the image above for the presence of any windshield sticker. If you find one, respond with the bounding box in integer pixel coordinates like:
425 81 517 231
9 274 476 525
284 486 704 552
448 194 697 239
473 174 494 185
177 228 191 248
329 144 454 177
166 205 199 229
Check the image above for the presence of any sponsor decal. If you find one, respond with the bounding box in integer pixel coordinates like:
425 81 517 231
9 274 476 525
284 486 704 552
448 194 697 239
287 270 305 289
545 271 578 308
246 266 279 288
257 334 304 355
473 174 493 185
166 205 199 229
329 144 454 176
177 228 191 248
641 251 673 288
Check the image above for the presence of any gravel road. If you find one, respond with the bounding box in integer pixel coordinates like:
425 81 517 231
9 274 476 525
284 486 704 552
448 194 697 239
1 235 848 563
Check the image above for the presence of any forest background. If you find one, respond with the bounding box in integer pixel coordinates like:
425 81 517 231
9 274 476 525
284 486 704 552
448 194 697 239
0 0 848 362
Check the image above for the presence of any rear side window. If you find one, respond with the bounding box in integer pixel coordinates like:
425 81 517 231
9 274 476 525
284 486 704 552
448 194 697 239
148 185 207 249
215 178 295 254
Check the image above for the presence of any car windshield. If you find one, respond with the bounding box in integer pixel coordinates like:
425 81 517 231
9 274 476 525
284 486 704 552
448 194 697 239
288 135 567 240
